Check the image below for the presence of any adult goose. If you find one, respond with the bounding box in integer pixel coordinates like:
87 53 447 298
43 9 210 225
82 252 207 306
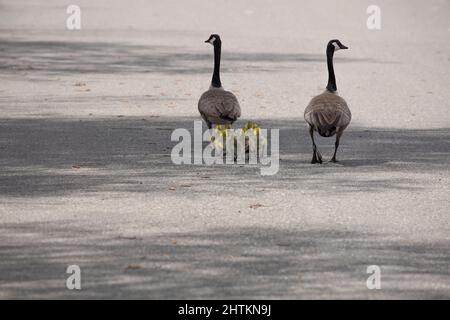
304 39 352 164
198 34 241 129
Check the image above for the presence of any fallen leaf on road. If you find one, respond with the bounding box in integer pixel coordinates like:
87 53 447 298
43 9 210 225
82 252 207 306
169 187 176 191
117 236 142 241
276 243 291 247
72 165 81 169
249 203 265 209
124 264 142 271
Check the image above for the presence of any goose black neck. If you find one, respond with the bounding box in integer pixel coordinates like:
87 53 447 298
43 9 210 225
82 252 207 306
326 46 337 92
211 41 222 88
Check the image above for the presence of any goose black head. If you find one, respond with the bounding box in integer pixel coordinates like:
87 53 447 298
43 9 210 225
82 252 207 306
205 34 221 46
327 39 348 52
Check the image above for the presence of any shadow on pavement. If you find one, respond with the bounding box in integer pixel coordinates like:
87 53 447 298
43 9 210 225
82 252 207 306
0 222 448 299
0 39 387 76
0 117 449 197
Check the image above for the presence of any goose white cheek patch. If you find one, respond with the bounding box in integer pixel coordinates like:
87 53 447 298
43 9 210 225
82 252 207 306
333 42 340 50
208 37 216 45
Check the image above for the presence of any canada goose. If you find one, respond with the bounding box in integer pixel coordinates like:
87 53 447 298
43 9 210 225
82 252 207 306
304 39 351 164
198 34 241 129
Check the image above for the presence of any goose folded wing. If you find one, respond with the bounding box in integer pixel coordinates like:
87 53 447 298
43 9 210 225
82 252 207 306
200 90 241 120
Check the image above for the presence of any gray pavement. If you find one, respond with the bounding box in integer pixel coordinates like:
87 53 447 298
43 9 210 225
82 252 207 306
0 0 449 299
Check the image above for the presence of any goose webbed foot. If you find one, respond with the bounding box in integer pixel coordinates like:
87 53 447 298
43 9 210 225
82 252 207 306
330 157 338 163
311 151 323 164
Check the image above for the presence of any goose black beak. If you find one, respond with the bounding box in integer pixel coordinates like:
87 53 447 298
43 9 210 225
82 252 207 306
341 45 349 50
204 40 210 43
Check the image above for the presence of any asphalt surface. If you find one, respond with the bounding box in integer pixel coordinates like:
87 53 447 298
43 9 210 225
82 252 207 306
0 0 449 299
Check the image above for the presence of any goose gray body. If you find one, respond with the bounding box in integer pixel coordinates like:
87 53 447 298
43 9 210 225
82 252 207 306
198 88 241 128
199 34 241 129
305 90 351 138
304 39 351 163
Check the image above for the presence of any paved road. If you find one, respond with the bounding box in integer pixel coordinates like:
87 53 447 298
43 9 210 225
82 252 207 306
0 0 449 299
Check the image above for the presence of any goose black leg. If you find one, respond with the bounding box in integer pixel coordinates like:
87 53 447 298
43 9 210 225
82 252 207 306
201 113 212 129
309 126 322 164
331 131 342 163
